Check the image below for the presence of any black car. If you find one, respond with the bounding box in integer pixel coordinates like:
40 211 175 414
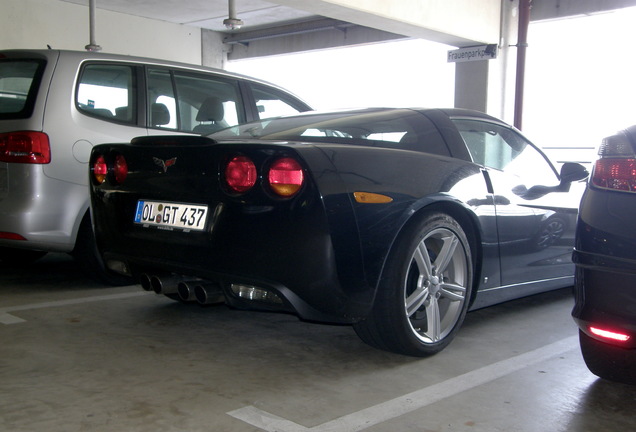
572 126 636 384
89 108 588 356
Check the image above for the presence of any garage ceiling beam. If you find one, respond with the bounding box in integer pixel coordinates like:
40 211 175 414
272 0 501 47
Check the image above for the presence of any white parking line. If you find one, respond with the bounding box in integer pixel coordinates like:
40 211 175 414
228 335 579 432
0 291 146 324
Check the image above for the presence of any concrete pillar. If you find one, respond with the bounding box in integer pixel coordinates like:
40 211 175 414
201 29 227 69
454 61 489 113
454 0 519 124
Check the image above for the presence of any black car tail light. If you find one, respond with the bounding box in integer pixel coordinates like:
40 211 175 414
0 131 51 164
113 154 128 184
91 152 128 185
591 132 636 192
224 155 257 193
267 157 304 197
92 154 108 184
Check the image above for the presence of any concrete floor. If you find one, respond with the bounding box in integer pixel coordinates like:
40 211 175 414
1 254 635 432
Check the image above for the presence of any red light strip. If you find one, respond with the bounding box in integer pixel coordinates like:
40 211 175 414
590 326 631 342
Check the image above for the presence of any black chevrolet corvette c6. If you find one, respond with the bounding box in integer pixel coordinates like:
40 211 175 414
89 108 589 356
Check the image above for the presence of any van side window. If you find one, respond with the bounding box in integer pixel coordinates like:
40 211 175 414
77 64 136 123
146 68 176 129
147 68 244 134
250 83 308 120
173 71 243 134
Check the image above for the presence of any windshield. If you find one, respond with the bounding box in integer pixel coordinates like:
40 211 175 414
0 59 46 119
211 109 451 155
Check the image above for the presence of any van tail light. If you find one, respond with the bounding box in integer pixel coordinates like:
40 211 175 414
591 132 636 192
224 156 257 193
0 131 51 164
267 157 304 197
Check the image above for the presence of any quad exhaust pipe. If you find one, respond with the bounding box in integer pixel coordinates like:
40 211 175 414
139 273 182 295
141 273 224 305
194 282 225 305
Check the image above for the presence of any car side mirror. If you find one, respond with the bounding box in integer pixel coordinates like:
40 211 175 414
558 162 589 191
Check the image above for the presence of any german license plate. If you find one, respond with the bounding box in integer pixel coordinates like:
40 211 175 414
134 200 208 231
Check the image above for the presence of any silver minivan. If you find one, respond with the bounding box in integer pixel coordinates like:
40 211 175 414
0 49 311 283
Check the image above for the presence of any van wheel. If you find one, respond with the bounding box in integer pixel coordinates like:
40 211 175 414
0 247 47 265
354 212 473 356
72 214 132 286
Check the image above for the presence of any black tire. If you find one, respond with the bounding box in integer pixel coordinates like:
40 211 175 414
0 247 47 265
354 212 473 356
72 214 133 286
579 330 636 385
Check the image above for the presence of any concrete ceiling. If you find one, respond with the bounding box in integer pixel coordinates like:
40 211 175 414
61 0 319 33
60 0 636 47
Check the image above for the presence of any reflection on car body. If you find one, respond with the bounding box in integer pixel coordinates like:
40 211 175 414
89 108 588 356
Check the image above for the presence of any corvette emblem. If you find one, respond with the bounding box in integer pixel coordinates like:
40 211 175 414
153 157 177 173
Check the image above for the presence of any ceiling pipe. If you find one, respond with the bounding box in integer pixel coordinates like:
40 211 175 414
85 0 102 51
223 0 244 30
513 0 531 130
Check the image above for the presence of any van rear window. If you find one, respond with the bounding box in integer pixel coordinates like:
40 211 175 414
0 59 45 119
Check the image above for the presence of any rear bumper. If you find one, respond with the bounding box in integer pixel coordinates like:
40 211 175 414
94 195 373 324
0 164 86 252
572 249 636 349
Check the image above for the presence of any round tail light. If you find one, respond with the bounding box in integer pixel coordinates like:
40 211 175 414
113 154 128 184
225 155 257 193
268 157 304 197
92 154 108 184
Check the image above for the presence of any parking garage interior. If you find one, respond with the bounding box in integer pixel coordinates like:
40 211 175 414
2 0 636 431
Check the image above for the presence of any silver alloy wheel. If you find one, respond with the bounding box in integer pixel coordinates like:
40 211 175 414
404 227 469 344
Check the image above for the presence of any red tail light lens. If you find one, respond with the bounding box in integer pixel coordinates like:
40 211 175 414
0 131 51 164
592 132 636 192
592 158 636 191
92 154 108 184
113 154 128 184
268 157 304 197
225 156 257 193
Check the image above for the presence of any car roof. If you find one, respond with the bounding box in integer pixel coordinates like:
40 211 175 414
0 48 310 106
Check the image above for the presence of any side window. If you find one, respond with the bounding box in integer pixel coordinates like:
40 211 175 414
453 119 558 184
173 71 243 134
77 63 136 123
147 68 244 134
147 68 177 129
250 84 308 119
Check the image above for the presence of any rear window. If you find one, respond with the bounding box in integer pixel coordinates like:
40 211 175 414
0 59 46 119
213 109 451 156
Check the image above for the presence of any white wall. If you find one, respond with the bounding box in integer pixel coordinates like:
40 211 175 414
1 0 202 64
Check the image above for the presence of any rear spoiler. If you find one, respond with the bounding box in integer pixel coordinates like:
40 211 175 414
130 135 217 146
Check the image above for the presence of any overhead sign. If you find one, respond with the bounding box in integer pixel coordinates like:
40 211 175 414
447 44 498 63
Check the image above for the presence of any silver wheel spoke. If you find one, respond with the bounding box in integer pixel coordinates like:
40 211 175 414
424 296 441 342
413 242 433 278
440 282 466 302
406 282 429 317
433 234 459 274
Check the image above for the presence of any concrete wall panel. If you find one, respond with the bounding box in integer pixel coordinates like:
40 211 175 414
1 0 201 64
